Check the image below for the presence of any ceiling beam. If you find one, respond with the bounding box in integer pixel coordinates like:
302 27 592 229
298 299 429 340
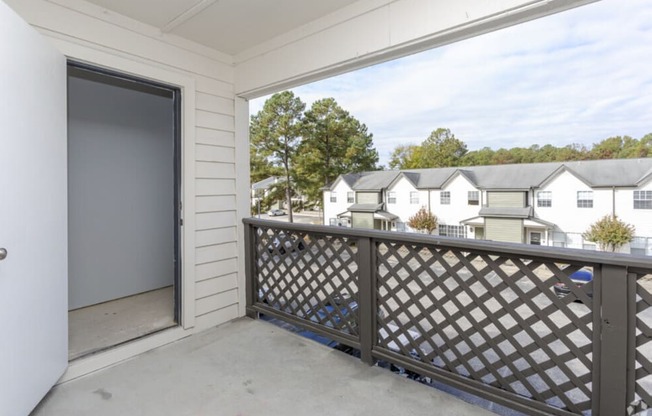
161 0 219 33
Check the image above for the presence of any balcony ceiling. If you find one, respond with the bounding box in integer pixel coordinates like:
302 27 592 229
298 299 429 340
83 0 359 55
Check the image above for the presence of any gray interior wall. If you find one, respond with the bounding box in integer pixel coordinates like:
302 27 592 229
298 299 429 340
68 74 175 310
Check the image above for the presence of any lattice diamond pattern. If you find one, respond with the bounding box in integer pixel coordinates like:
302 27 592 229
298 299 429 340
253 226 360 335
375 242 593 414
635 272 652 408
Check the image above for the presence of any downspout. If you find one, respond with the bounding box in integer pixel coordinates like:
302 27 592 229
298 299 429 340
612 186 616 216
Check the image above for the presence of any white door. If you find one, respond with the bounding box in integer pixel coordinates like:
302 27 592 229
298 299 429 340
0 2 68 415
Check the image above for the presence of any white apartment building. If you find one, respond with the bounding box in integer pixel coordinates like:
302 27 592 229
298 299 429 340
323 159 652 255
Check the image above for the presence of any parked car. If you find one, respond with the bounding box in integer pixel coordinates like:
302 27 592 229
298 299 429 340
267 209 285 216
267 233 306 255
310 294 358 332
553 269 593 299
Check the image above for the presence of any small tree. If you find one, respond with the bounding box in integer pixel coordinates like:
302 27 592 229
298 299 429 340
582 215 635 252
407 208 438 234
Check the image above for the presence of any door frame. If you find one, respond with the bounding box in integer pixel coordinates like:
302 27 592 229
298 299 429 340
67 60 183 322
54 41 197 382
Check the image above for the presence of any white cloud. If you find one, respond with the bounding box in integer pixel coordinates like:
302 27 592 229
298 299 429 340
251 0 652 166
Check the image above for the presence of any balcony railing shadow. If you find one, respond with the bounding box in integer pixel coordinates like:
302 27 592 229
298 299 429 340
243 218 652 416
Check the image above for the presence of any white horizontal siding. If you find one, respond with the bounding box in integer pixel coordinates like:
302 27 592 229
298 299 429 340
196 196 237 213
536 171 603 234
194 304 239 332
386 177 422 229
196 227 237 248
196 110 234 131
196 179 236 196
196 92 235 116
6 0 242 334
196 273 238 299
196 212 238 231
323 180 354 225
196 128 235 148
196 242 238 265
196 258 238 282
615 185 652 238
196 289 239 316
432 175 481 225
196 145 236 163
195 161 235 180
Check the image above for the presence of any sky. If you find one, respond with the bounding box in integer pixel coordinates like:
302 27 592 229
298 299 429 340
250 0 652 167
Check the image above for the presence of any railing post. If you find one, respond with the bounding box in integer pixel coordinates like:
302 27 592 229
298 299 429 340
244 222 258 319
357 236 376 366
597 264 629 415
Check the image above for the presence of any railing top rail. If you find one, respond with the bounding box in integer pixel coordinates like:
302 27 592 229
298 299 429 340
243 217 652 270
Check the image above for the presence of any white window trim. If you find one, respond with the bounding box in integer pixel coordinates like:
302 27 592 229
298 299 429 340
537 191 552 208
440 191 451 205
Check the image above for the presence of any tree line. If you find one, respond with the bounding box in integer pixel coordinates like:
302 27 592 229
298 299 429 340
389 128 652 169
252 91 651 221
250 91 379 221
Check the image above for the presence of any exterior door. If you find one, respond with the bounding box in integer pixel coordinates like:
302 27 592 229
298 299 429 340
530 231 542 245
0 2 68 415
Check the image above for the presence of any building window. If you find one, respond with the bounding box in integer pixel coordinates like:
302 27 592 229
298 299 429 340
330 191 337 203
537 191 552 207
631 237 650 256
634 190 652 209
388 191 396 204
440 191 450 205
410 191 419 204
577 191 593 208
347 192 354 203
438 224 466 238
552 231 567 248
468 191 479 206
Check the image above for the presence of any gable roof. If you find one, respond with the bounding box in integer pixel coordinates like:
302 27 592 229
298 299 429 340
349 171 401 191
329 158 652 191
251 176 282 190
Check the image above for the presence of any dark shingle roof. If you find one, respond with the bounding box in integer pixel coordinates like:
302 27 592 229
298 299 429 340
333 159 652 191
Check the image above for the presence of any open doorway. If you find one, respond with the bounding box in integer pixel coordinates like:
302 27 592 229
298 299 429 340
67 63 181 360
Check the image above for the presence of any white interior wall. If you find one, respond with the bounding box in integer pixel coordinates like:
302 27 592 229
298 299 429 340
67 74 175 310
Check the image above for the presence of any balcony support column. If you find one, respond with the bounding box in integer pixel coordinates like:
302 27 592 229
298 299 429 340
358 237 376 366
244 223 259 319
595 264 629 415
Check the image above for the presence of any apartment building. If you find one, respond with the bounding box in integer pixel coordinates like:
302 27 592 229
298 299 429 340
323 159 652 254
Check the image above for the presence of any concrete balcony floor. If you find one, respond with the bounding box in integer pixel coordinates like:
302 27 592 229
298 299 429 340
33 318 496 416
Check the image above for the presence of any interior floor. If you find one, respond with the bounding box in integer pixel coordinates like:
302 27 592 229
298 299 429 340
68 286 176 360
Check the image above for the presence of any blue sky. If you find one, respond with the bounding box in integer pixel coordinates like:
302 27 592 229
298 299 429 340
250 0 652 166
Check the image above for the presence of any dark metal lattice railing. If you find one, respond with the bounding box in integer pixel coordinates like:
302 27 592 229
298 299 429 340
375 242 593 414
633 271 652 409
243 218 652 416
249 225 361 342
